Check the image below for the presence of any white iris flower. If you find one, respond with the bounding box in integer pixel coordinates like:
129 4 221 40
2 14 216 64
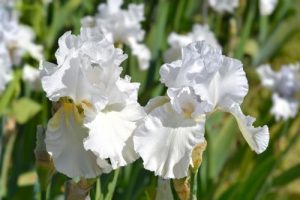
40 27 145 178
81 0 151 70
134 41 269 179
164 24 220 62
0 3 43 93
208 0 239 13
257 64 300 121
259 0 278 16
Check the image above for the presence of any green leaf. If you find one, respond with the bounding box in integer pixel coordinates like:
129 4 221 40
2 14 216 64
272 164 300 187
0 70 22 115
11 98 41 124
252 14 300 66
104 169 120 200
206 113 238 180
232 156 276 200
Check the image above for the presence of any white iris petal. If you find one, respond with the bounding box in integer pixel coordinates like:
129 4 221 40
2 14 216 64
83 103 145 169
227 104 269 154
134 102 205 179
45 103 111 178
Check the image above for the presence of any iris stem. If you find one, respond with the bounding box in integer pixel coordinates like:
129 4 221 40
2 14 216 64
190 169 198 200
40 190 46 200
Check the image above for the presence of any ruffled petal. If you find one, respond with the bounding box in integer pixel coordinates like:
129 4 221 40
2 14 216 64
45 103 110 178
161 41 223 89
228 104 269 154
271 93 298 121
83 103 145 169
40 58 95 103
134 102 205 179
194 56 248 109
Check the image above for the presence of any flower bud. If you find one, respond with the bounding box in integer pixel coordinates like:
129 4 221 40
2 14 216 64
34 125 55 191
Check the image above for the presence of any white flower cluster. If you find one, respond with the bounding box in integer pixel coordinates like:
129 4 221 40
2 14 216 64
40 27 145 178
0 2 43 93
164 24 220 62
40 11 270 180
257 64 300 121
134 41 269 179
81 0 150 70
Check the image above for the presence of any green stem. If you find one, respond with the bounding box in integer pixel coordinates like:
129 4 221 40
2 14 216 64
0 131 16 198
259 15 268 43
190 169 198 200
40 190 46 200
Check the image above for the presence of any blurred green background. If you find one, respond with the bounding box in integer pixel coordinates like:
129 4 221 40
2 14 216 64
0 0 300 199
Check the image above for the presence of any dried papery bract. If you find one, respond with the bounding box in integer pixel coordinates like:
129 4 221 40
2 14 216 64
64 179 96 200
173 177 190 200
191 140 207 172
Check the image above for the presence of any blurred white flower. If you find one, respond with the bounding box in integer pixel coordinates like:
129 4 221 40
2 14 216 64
22 64 41 90
208 0 239 13
0 5 43 65
0 41 12 93
164 24 220 62
259 0 278 16
0 2 43 93
134 41 269 179
257 64 300 121
40 27 145 177
81 0 151 70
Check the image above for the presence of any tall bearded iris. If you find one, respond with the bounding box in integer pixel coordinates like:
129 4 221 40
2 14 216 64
133 41 269 179
40 27 145 178
81 0 150 70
